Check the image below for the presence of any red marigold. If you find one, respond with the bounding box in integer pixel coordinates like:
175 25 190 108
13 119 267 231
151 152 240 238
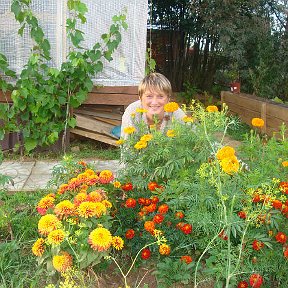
218 230 228 240
122 182 133 191
138 197 146 205
125 198 137 208
176 222 185 230
144 221 155 233
180 255 192 264
275 231 287 244
158 204 169 214
238 211 246 219
145 203 157 213
181 223 192 235
151 196 159 204
175 211 185 219
252 240 264 251
283 247 288 258
252 194 261 203
153 213 164 224
272 199 283 210
148 181 160 191
279 181 288 194
237 280 249 288
141 248 151 260
249 274 263 288
125 229 135 240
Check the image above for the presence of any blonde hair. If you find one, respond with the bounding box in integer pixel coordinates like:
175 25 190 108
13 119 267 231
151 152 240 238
138 73 172 98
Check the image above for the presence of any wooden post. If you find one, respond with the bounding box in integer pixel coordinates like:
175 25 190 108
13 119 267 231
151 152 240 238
260 102 267 134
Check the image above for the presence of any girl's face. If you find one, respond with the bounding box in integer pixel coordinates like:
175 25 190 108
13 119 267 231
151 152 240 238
141 89 169 123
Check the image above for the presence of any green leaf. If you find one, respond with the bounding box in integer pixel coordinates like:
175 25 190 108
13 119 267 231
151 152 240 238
47 131 59 144
68 117 77 128
11 1 21 18
24 138 38 152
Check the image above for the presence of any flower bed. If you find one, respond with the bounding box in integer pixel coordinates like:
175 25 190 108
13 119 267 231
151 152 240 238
32 102 288 287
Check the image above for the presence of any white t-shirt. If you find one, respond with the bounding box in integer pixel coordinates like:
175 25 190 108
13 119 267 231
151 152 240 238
121 100 186 138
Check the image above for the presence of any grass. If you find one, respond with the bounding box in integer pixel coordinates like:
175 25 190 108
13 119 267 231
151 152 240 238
3 138 120 162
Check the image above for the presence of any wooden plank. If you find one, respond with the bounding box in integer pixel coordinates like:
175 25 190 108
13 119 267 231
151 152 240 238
70 128 117 146
93 116 121 126
75 109 122 121
0 91 12 102
260 102 267 133
78 104 124 113
266 102 288 121
85 92 138 105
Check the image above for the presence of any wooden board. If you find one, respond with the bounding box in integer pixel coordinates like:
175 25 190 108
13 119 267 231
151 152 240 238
70 128 117 146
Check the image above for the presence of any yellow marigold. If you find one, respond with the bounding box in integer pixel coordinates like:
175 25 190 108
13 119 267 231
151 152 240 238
84 169 95 176
134 140 148 150
123 126 136 135
99 170 114 184
77 201 98 218
38 214 61 236
52 251 73 273
116 139 125 145
220 155 240 175
74 192 87 206
113 181 121 188
57 183 69 195
87 190 103 202
166 129 175 137
112 236 124 250
216 146 236 160
54 200 75 217
206 105 218 112
159 243 171 255
164 102 179 113
131 112 136 118
251 117 264 127
32 238 45 256
80 184 88 191
136 108 148 113
182 115 194 123
47 229 66 245
282 161 288 167
37 196 55 210
88 227 112 251
94 202 107 217
140 134 153 142
102 199 112 209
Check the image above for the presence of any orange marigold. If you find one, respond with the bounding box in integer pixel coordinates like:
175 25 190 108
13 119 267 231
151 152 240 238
38 214 61 236
206 105 218 112
32 238 45 256
88 227 112 251
216 146 235 160
47 229 66 245
158 204 169 214
112 236 124 250
282 161 288 167
164 102 179 113
74 192 87 206
180 255 193 264
159 244 171 255
37 196 55 215
99 170 114 184
251 117 264 128
52 251 73 272
57 183 69 195
87 190 104 202
144 220 155 233
220 155 239 175
54 200 75 217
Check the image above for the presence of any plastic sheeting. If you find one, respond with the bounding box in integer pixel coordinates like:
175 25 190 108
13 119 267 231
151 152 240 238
0 0 148 86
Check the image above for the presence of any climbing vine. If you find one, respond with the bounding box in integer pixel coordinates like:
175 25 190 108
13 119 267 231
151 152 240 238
0 0 127 153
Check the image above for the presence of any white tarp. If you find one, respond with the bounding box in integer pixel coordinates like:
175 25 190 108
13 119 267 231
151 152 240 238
0 0 148 86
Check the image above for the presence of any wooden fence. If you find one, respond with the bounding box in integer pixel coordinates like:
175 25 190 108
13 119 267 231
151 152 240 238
221 91 288 138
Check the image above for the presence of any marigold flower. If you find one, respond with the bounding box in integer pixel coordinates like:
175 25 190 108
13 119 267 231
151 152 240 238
123 126 136 134
166 129 175 137
136 108 147 113
125 229 135 240
158 204 169 214
249 273 263 288
275 231 287 244
282 161 288 167
134 140 148 150
182 115 194 123
159 244 171 255
141 248 151 260
116 139 125 145
84 169 95 176
145 203 157 213
38 214 61 236
279 181 288 194
77 201 106 218
140 134 153 142
99 170 114 184
57 183 69 195
88 227 112 251
113 181 121 188
87 190 104 202
54 200 75 217
47 229 66 245
272 199 283 210
102 200 112 209
206 105 218 112
144 220 155 233
52 251 73 273
37 196 55 215
181 223 192 235
122 182 133 191
175 211 185 219
112 236 124 250
252 240 264 251
164 102 179 113
251 117 264 128
284 247 288 258
74 192 87 206
237 281 249 288
153 213 165 224
125 198 137 208
220 155 239 174
180 255 192 264
151 196 159 204
216 146 235 160
238 211 246 219
32 238 45 256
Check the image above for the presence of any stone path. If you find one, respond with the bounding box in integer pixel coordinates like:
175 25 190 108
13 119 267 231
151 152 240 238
0 159 121 192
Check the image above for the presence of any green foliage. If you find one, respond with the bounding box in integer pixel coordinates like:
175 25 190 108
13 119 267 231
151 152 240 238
145 48 156 75
177 82 200 104
0 0 127 153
